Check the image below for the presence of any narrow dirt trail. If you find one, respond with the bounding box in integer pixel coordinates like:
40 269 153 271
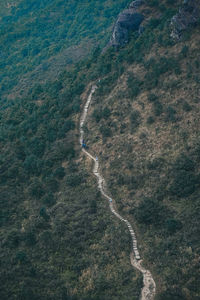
80 85 156 300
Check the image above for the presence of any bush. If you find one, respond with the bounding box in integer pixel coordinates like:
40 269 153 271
93 107 111 123
127 74 142 98
44 176 59 193
169 154 198 197
54 167 65 179
148 93 158 102
40 207 50 221
130 110 141 129
24 155 42 176
165 219 182 234
135 198 166 225
148 0 159 7
24 231 37 246
42 193 56 207
29 179 45 199
99 125 112 137
144 72 158 89
66 174 84 187
157 288 187 300
165 106 177 122
182 101 192 112
62 120 75 132
180 45 189 58
147 116 155 124
173 154 195 172
153 101 163 116
93 108 102 123
170 170 199 198
102 107 111 119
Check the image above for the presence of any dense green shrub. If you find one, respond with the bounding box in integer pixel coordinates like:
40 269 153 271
165 106 177 122
156 288 187 300
99 125 112 137
165 219 182 234
182 101 192 112
29 179 45 199
127 73 142 98
42 193 56 207
130 110 141 130
66 174 84 187
148 93 158 102
147 116 155 124
93 106 111 123
169 154 199 198
40 207 50 221
54 167 66 179
102 107 111 119
135 198 167 226
170 170 199 198
153 101 163 116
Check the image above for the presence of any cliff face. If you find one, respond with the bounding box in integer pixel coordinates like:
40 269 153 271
108 1 144 48
171 0 200 39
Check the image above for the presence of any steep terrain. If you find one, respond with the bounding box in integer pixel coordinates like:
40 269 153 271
0 0 200 299
0 0 131 99
84 5 200 298
80 85 156 300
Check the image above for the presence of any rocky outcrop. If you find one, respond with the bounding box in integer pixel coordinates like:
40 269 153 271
108 1 144 48
129 0 144 9
171 0 200 39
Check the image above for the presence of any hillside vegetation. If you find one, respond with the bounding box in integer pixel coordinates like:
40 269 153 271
85 3 200 299
0 0 200 299
0 0 130 99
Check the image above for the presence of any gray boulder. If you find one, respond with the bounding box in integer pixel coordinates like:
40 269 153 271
108 2 144 48
171 0 200 39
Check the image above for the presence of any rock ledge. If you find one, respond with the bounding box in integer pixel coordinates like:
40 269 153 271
108 1 144 48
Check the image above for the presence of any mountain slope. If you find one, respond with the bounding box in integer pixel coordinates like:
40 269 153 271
0 0 200 299
0 0 131 99
84 7 200 299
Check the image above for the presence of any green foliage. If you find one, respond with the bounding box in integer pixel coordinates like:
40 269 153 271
165 106 177 122
66 173 85 187
0 1 199 299
39 207 50 221
153 101 163 116
170 154 199 198
182 100 192 112
135 198 167 226
144 56 181 89
165 219 182 234
29 179 45 199
24 231 37 246
180 45 189 58
93 106 111 123
54 167 66 179
156 288 187 300
148 0 159 7
127 73 142 98
148 93 158 102
130 110 141 130
0 0 131 97
147 116 155 124
42 193 56 207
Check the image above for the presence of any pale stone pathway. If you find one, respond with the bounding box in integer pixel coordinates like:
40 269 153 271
80 85 156 300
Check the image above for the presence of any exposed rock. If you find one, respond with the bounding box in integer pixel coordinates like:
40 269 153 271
108 1 144 48
129 0 144 9
171 0 200 40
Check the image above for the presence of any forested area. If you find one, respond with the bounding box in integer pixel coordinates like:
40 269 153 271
0 33 144 299
0 0 200 299
0 0 130 98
